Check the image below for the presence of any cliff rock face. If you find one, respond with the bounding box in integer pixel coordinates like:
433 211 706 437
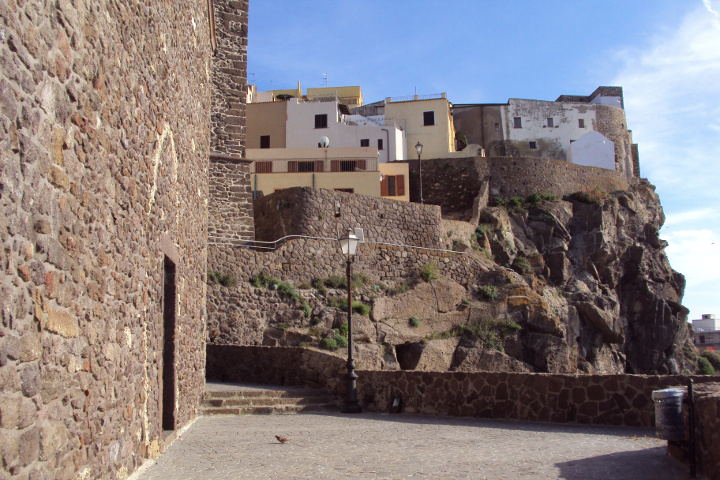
214 182 692 375
474 180 692 374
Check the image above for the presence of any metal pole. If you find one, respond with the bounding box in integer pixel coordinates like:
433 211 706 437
688 378 696 478
343 256 361 413
418 152 423 204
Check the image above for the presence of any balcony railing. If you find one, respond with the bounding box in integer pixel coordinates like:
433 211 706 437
386 93 446 103
250 157 379 174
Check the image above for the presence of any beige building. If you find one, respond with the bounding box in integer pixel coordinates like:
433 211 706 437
384 94 456 160
246 100 287 149
246 147 409 201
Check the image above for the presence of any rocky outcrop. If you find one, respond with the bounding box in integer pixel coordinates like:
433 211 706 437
212 181 692 375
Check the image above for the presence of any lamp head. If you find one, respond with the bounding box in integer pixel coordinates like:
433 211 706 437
415 141 423 156
339 227 359 256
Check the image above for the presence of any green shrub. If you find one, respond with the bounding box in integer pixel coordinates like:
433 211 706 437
509 197 524 208
353 302 371 316
420 262 438 282
319 338 339 350
700 350 720 371
409 316 421 328
325 275 347 289
208 271 237 287
301 303 312 319
311 277 327 295
494 196 507 207
338 321 349 336
334 334 348 348
479 285 497 302
250 271 276 288
327 297 370 316
427 317 520 351
351 272 370 289
540 192 558 201
452 239 463 251
298 282 312 289
512 256 532 275
526 193 542 205
475 224 492 236
697 356 716 375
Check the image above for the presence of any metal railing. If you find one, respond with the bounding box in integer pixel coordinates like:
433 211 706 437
208 234 494 271
387 93 446 103
250 157 379 174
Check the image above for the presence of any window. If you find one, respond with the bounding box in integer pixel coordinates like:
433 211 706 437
334 188 354 193
260 135 270 149
578 118 585 128
494 123 499 132
331 159 366 172
287 161 316 173
315 114 328 129
381 175 405 197
700 335 706 344
423 111 435 126
360 139 370 147
529 141 537 149
546 118 554 128
513 117 522 128
378 139 384 150
255 161 272 173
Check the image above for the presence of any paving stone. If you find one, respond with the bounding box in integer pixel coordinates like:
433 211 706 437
131 413 686 480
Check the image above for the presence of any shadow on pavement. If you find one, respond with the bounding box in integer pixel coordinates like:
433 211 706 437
554 446 688 480
305 411 658 439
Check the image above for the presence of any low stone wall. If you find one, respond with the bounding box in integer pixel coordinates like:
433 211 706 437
413 156 637 214
207 240 489 345
252 187 445 248
667 384 720 479
206 345 720 429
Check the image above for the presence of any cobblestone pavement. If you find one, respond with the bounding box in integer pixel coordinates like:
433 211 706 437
132 413 687 480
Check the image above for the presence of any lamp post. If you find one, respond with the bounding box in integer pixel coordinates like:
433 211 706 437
415 141 423 204
339 227 362 413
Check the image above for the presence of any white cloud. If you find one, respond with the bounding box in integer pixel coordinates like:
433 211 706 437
613 2 720 318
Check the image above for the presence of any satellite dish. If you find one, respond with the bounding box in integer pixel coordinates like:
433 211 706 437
319 136 330 148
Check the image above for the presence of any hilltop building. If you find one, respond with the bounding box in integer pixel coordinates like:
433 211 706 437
451 87 639 177
693 314 720 351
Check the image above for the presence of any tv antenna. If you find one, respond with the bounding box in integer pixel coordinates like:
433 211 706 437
322 73 328 87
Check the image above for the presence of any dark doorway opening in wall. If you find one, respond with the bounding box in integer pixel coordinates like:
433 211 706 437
395 342 426 370
162 256 177 432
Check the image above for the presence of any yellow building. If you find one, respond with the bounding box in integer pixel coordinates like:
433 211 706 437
246 147 408 201
246 101 287 149
384 94 456 159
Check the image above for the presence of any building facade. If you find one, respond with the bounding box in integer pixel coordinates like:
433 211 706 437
452 87 639 177
693 314 720 351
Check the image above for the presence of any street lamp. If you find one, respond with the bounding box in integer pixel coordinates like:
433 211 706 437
415 141 424 204
339 227 362 413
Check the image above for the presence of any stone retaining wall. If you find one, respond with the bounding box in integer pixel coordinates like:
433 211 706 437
206 345 720 430
207 239 489 345
253 187 445 248
411 156 637 214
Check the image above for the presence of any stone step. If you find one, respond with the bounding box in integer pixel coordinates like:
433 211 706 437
204 395 337 408
201 382 340 416
202 403 338 416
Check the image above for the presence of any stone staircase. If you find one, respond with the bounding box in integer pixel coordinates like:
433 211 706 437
202 382 341 416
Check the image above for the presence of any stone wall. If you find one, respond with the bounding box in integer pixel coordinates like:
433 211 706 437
253 187 445 248
206 346 720 430
207 239 488 345
211 0 248 156
209 153 254 241
414 156 636 214
667 384 720 480
0 1 214 478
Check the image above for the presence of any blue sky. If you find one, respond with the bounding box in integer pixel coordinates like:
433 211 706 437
248 1 720 320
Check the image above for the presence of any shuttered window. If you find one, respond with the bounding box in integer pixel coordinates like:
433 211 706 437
255 161 272 173
381 175 405 197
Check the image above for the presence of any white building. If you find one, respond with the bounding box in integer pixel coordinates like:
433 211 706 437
693 314 720 351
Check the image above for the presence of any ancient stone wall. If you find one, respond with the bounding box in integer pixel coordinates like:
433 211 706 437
207 239 488 345
667 384 720 480
252 187 445 248
415 157 636 214
0 2 216 479
595 105 633 176
206 346 720 430
209 153 254 241
211 0 248 156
